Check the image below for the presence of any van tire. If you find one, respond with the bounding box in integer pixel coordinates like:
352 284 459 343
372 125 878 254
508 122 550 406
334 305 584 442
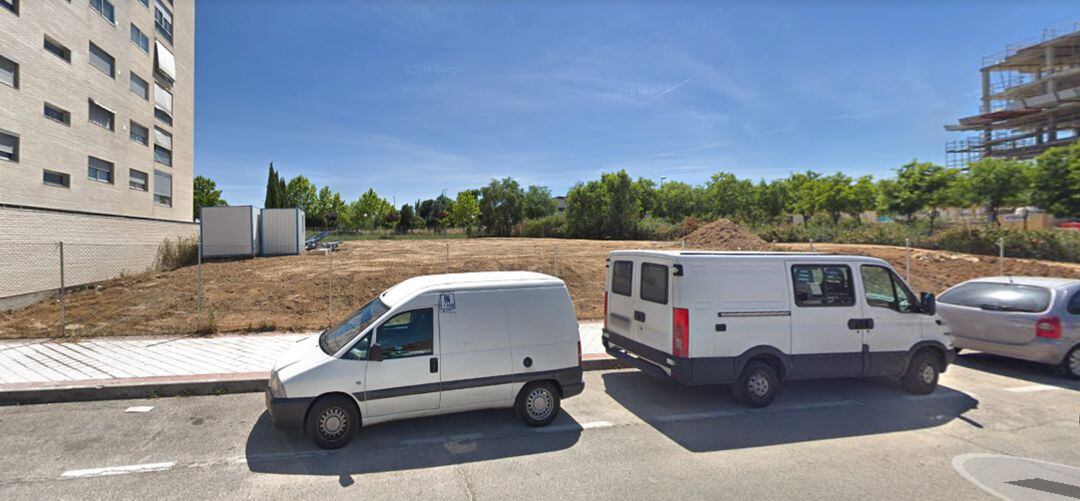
306 395 360 449
732 361 778 408
901 351 939 395
515 381 561 427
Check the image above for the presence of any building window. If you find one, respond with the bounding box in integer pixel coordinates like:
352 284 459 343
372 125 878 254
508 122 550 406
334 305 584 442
153 82 173 125
130 24 150 53
88 99 115 131
90 0 115 24
0 54 17 88
154 0 173 44
129 169 148 191
1 0 17 15
154 41 176 82
88 156 114 183
88 42 115 78
130 72 149 100
154 170 172 206
44 103 71 125
137 0 149 8
129 120 149 145
44 36 71 62
153 127 172 166
0 131 18 162
43 170 70 188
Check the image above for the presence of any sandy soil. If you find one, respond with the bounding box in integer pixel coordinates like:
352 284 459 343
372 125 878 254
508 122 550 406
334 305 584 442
4 238 1079 340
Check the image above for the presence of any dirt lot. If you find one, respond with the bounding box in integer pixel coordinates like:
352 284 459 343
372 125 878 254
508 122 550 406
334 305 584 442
3 238 1080 340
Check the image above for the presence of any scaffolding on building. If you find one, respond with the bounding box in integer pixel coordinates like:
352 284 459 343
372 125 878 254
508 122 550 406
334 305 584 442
945 20 1080 168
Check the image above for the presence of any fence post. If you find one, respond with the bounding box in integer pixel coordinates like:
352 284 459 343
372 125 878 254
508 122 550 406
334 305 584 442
59 241 65 337
999 237 1005 276
680 240 685 249
446 242 450 274
329 249 334 327
809 239 815 252
195 236 202 331
552 244 558 276
905 238 911 283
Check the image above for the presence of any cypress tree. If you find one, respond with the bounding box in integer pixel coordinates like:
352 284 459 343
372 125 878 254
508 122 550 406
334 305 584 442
264 163 277 208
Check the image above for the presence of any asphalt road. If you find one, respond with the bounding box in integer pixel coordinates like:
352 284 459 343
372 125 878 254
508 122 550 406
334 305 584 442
1 353 1079 500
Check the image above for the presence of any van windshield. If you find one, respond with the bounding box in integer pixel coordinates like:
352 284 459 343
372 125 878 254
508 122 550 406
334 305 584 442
319 297 390 356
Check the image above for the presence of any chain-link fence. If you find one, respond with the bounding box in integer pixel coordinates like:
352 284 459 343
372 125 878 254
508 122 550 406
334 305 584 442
1 238 671 340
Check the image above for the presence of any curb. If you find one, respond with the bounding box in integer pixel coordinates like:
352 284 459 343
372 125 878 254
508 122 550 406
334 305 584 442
0 356 626 406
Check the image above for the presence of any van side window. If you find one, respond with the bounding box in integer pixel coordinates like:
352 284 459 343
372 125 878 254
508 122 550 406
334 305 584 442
860 265 916 312
791 264 855 307
376 308 434 359
612 260 633 296
640 262 668 304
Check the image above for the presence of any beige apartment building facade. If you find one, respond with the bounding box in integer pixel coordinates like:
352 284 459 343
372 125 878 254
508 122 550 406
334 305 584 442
0 0 196 239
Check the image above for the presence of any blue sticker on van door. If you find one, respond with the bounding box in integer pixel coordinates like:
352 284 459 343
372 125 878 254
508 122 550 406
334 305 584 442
440 293 456 313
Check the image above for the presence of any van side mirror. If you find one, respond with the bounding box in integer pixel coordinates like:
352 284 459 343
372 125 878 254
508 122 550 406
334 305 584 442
919 292 936 316
369 343 383 362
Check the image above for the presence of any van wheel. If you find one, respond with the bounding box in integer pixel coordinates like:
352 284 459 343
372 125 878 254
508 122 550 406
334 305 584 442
515 381 561 427
901 351 939 395
306 395 359 449
732 361 778 408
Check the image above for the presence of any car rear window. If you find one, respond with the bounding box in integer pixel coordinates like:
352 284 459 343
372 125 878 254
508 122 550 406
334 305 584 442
611 260 632 297
640 262 668 304
938 282 1051 313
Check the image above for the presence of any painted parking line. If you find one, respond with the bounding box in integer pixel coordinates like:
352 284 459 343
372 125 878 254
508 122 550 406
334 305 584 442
60 462 175 479
1005 384 1063 393
400 432 485 446
654 410 745 423
535 420 614 433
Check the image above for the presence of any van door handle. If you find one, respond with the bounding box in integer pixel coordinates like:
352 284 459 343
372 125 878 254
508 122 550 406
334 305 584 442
634 311 646 322
430 357 439 373
847 318 874 330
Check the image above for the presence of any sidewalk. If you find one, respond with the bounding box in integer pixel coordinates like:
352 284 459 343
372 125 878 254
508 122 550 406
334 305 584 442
0 321 616 404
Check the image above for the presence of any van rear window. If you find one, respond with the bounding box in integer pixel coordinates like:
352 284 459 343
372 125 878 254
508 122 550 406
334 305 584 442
791 264 855 307
640 263 668 304
938 282 1051 313
611 260 633 296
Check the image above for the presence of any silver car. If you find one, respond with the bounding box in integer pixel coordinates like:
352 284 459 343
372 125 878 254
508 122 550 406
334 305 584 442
936 276 1080 378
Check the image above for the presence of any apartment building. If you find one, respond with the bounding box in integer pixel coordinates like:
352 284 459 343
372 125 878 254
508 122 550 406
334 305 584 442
0 0 196 243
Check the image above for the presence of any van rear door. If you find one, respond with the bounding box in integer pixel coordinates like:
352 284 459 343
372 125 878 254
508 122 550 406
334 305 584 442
606 258 636 338
635 261 674 355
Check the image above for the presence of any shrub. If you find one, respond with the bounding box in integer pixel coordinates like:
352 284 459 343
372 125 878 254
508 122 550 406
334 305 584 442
928 227 1080 263
518 214 566 238
156 236 199 271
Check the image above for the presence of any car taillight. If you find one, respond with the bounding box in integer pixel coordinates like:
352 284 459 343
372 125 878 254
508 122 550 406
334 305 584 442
603 292 609 330
673 307 689 357
577 340 583 367
1036 316 1061 339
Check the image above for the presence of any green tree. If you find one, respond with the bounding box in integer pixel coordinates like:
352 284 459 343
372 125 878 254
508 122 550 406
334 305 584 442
602 170 639 239
703 172 754 221
815 172 854 224
785 171 822 225
565 180 608 238
449 189 481 234
397 203 415 234
311 186 345 229
523 185 558 219
263 163 280 209
845 175 877 223
961 158 1033 225
749 179 788 225
351 189 393 231
655 181 700 222
878 161 957 228
479 177 525 236
1031 143 1080 218
285 175 317 215
633 178 658 217
193 175 228 220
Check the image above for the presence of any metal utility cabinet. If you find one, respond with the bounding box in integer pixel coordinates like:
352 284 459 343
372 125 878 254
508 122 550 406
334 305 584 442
259 208 306 256
200 206 258 258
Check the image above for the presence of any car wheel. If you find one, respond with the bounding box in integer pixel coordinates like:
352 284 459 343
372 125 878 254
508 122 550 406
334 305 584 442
1061 346 1080 380
732 361 779 408
901 351 939 395
306 395 360 449
515 381 561 427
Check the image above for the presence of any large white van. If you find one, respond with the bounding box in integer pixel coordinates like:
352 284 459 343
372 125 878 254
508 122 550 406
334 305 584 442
266 271 584 448
603 250 954 407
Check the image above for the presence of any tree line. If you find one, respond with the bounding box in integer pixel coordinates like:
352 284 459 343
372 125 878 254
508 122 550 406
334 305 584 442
195 143 1080 238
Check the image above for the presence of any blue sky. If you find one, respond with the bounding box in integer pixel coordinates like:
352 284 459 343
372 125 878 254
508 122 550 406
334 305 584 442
195 1 1079 208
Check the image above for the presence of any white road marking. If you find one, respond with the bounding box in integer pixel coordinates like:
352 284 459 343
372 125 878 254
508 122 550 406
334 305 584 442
1005 384 1062 393
124 406 154 413
655 410 744 423
535 420 614 433
769 400 857 412
60 462 175 479
400 432 484 446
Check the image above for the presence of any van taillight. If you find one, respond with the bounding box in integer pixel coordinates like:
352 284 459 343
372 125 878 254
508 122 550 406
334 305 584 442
1036 316 1061 339
673 307 689 357
603 292 609 330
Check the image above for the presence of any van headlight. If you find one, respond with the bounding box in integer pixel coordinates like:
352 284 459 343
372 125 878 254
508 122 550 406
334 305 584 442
269 371 287 398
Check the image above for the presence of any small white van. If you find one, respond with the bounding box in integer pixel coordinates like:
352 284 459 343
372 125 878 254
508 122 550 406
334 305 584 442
603 250 954 407
266 271 584 448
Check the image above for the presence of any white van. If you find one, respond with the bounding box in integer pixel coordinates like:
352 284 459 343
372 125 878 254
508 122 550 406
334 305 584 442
602 250 954 407
266 271 584 449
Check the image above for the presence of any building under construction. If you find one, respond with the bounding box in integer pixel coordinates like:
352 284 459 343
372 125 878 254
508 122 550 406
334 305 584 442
946 22 1080 168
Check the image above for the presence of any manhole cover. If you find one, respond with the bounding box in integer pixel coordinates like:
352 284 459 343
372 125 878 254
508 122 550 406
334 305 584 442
954 453 1080 500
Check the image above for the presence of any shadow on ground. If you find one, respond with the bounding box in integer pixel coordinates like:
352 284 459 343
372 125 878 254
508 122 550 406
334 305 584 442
602 370 978 453
955 352 1080 391
244 408 581 477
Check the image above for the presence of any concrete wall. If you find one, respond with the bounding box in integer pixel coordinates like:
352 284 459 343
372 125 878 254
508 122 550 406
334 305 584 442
0 0 195 222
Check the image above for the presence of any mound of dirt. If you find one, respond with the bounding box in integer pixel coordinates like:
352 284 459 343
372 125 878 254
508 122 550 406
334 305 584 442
682 219 772 251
